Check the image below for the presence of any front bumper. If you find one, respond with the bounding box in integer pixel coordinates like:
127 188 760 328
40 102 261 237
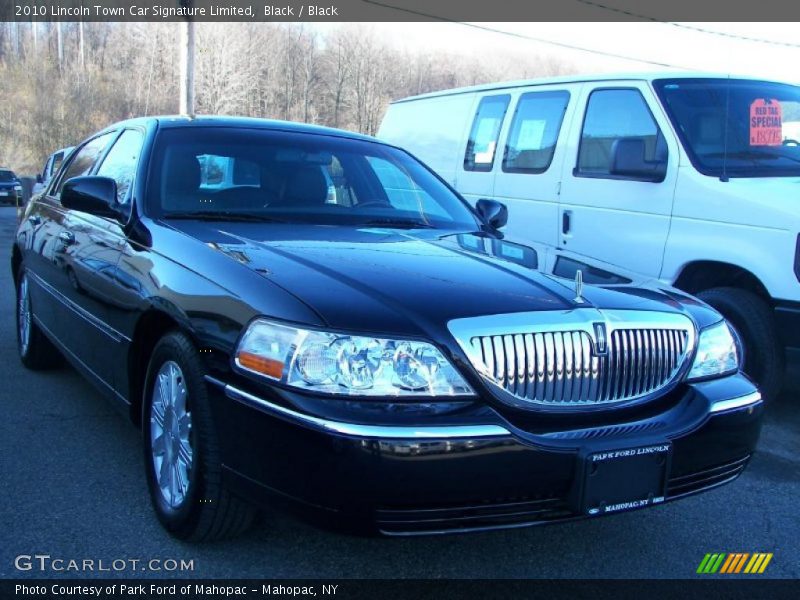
0 189 20 204
205 374 763 535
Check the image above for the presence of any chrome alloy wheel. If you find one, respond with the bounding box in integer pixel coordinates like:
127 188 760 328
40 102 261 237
18 275 31 356
150 361 193 508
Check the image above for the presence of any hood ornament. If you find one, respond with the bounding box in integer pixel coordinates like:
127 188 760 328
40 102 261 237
574 269 585 304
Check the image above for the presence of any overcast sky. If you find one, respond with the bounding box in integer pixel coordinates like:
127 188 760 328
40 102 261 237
313 22 799 83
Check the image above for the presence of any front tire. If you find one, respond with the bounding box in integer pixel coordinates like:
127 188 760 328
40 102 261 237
16 271 62 370
697 287 783 400
142 331 256 541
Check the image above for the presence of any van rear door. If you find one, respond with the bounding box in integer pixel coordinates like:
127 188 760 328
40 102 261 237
557 81 679 278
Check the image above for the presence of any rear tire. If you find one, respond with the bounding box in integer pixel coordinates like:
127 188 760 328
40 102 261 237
142 330 256 541
16 270 62 370
697 287 783 400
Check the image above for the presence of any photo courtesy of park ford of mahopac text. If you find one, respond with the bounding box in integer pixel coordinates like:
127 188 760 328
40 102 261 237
0 0 799 598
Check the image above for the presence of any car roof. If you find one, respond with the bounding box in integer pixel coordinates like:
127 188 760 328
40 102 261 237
96 115 378 143
391 71 798 104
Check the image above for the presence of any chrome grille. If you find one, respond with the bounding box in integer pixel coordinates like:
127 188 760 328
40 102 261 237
449 310 694 409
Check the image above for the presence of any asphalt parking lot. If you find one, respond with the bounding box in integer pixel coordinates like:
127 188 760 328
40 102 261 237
0 205 798 580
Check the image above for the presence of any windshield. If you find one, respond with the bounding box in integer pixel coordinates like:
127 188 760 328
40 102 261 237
654 78 800 178
0 170 16 182
149 127 479 230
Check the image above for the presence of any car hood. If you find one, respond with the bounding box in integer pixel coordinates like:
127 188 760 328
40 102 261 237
168 222 721 338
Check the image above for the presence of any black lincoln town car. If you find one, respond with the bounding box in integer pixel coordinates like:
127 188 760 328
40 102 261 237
12 116 763 540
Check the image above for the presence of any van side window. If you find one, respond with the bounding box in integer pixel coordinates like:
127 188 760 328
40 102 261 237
577 89 665 178
464 95 510 172
503 91 570 173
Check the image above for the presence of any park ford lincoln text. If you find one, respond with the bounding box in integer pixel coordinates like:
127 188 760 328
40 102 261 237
12 117 763 540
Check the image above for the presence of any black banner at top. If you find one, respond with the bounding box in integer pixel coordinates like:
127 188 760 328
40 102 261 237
2 0 800 22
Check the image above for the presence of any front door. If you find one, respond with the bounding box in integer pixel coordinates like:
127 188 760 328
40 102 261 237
558 83 679 277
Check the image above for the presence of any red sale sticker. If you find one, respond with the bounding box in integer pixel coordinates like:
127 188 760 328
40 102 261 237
750 99 783 146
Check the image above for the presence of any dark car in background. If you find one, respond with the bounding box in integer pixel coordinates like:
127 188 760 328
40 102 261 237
12 116 763 541
0 168 23 205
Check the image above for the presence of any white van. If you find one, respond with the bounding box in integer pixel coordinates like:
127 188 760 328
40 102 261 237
32 146 73 197
379 72 800 399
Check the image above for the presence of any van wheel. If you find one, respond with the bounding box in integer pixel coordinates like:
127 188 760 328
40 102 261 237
697 287 783 400
142 331 256 541
16 271 62 370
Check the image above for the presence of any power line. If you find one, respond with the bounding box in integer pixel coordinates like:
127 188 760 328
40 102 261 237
575 0 800 49
361 0 700 71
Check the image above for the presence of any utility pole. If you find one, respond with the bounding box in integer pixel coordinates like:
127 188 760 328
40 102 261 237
178 0 195 117
79 21 85 70
56 21 63 71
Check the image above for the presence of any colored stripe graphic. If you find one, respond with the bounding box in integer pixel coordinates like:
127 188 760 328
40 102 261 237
697 553 726 574
720 553 749 573
699 552 772 574
697 552 773 575
744 553 774 574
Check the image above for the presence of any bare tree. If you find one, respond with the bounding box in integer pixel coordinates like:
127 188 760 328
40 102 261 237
0 22 577 173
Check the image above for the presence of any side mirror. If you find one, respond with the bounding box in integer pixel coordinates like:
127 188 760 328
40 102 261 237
36 174 43 184
61 176 120 220
610 138 667 182
476 198 508 230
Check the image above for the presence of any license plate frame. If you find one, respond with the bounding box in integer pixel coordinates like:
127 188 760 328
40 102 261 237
574 442 671 517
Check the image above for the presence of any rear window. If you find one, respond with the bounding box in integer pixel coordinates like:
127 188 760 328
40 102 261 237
0 170 16 182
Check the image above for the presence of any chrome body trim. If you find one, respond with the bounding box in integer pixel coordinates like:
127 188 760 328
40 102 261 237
448 309 697 410
207 378 758 442
709 391 763 413
27 270 130 343
211 378 512 440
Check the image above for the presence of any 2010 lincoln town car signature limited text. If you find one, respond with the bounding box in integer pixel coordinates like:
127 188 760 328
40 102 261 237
12 116 763 539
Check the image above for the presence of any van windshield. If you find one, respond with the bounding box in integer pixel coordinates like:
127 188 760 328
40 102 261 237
149 127 479 230
0 170 16 182
654 78 800 178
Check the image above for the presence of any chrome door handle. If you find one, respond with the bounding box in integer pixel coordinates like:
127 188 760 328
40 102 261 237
58 231 76 245
28 215 41 226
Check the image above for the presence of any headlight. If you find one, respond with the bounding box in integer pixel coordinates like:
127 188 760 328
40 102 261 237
13 184 22 191
234 319 474 397
687 321 739 381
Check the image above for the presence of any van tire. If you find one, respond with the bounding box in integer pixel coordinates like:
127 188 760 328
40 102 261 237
697 287 783 400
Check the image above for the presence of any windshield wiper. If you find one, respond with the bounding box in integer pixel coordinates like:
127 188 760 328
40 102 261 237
162 211 287 223
359 218 435 229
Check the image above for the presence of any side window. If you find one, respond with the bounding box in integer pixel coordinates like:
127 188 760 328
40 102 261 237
464 94 510 172
198 155 227 187
503 91 570 173
96 129 145 207
577 89 664 177
51 151 66 176
53 132 116 197
196 155 260 190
